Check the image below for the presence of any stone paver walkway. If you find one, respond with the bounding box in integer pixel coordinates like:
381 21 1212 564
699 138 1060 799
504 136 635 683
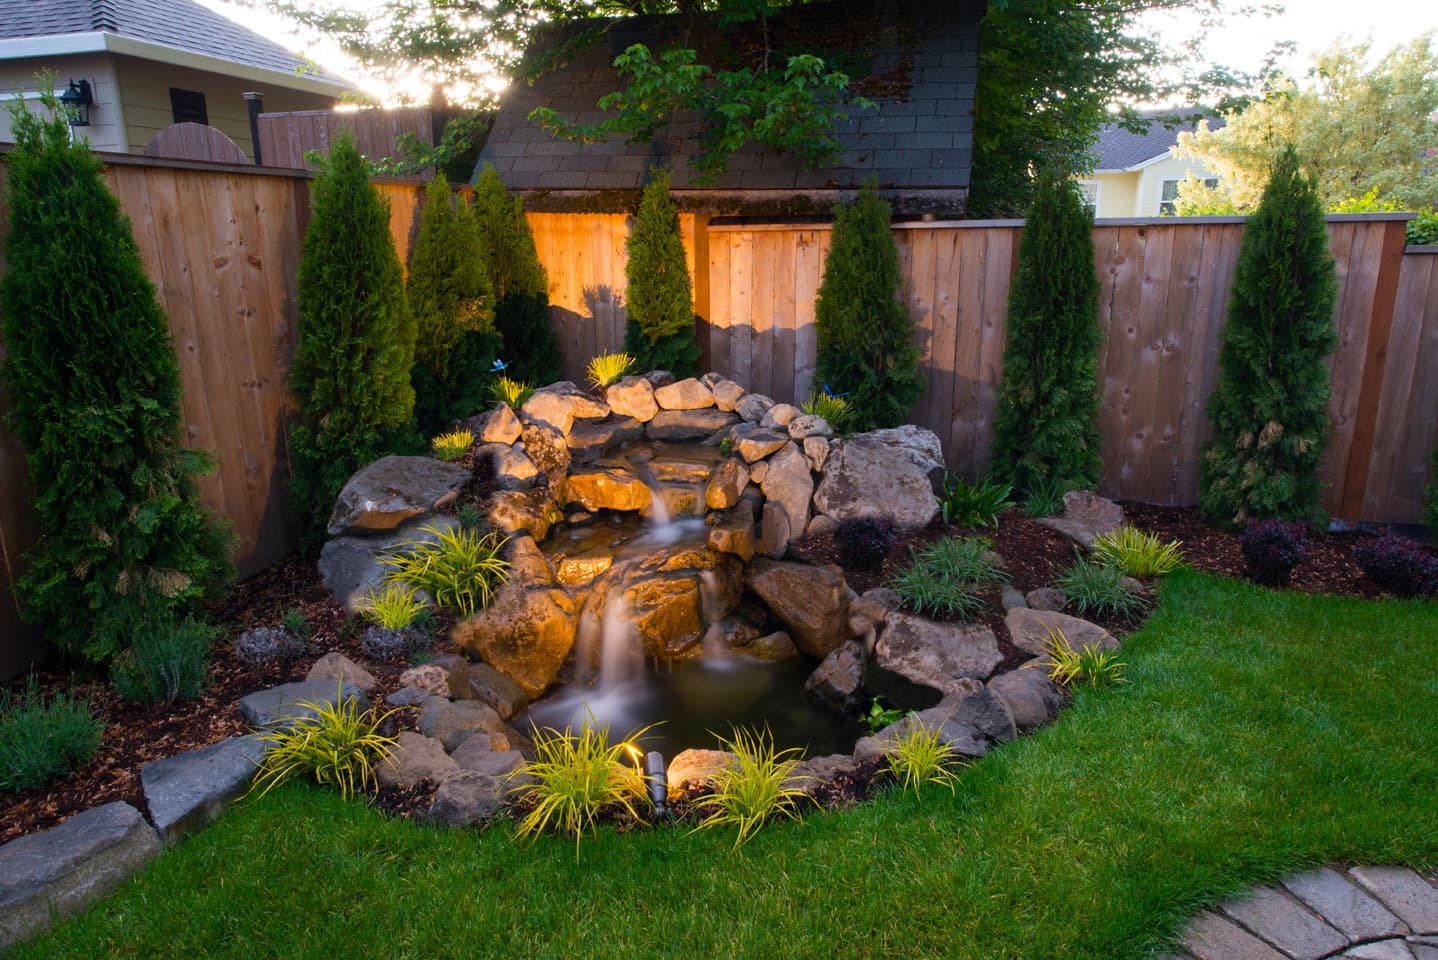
1169 865 1438 959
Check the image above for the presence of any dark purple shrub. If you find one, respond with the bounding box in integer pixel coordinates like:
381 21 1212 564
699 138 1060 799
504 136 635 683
835 517 899 571
1239 520 1311 587
1353 533 1438 598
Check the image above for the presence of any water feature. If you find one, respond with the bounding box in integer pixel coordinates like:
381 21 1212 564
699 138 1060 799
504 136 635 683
521 440 865 759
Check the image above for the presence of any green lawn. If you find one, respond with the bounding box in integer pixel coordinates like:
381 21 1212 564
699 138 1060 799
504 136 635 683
18 571 1438 960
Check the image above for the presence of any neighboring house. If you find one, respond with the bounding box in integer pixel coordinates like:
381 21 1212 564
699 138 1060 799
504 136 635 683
1078 114 1224 219
477 0 983 216
0 0 352 161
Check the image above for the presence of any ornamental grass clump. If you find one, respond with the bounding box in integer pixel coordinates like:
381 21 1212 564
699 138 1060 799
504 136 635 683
510 716 652 856
110 617 214 705
0 681 105 793
1052 557 1148 621
814 183 922 431
0 93 232 666
800 389 855 433
586 351 634 389
690 727 808 848
1199 147 1337 528
491 376 534 409
357 582 433 660
1090 526 1184 577
1031 627 1127 689
249 687 398 801
623 168 701 378
886 720 959 798
431 428 475 462
889 537 1007 621
382 525 509 617
939 474 1016 528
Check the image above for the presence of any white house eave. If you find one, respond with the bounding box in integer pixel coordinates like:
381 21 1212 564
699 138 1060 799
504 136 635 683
0 31 353 98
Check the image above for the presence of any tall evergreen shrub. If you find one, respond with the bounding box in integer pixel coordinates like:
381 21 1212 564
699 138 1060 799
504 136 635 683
1199 147 1337 527
290 132 417 532
408 176 500 433
0 98 231 664
989 170 1103 496
814 184 923 432
623 167 701 379
471 164 560 385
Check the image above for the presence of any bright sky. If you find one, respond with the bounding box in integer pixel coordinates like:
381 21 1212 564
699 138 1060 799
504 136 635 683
199 0 1438 106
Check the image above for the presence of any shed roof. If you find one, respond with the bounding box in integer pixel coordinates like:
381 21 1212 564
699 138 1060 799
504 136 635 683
478 0 983 215
0 0 351 94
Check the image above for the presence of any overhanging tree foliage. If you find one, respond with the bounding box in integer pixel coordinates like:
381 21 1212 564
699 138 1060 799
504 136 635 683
408 176 500 433
0 97 231 665
624 167 701 378
989 169 1102 495
1199 147 1337 528
1174 36 1438 214
263 0 1266 214
290 132 417 533
813 183 920 432
471 164 561 386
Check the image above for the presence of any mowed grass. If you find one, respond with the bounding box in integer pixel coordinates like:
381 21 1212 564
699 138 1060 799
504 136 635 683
18 571 1438 960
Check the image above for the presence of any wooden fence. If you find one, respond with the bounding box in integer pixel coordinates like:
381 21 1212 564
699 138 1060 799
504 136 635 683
0 152 1434 674
256 107 435 172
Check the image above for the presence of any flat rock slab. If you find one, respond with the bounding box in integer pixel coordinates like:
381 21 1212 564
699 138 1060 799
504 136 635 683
873 612 1002 700
237 680 369 729
326 455 470 537
1349 867 1438 931
306 652 378 695
1219 885 1348 959
1344 942 1420 959
1034 490 1125 550
141 735 267 844
1282 867 1408 941
0 801 161 952
1182 910 1289 960
646 408 738 441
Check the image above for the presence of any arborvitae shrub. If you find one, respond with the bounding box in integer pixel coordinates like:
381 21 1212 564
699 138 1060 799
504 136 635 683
290 132 418 533
1199 147 1337 528
624 167 701 379
407 176 500 433
0 98 231 665
472 164 560 385
990 169 1102 497
814 184 922 432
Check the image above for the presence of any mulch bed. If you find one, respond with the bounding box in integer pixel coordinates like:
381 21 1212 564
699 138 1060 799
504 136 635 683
1 501 1426 845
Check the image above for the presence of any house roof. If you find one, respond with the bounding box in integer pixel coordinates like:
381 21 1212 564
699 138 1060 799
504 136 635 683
1093 113 1224 173
478 0 983 215
0 0 352 96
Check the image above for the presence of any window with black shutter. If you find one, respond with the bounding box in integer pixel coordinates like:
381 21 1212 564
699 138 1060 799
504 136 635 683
170 88 208 125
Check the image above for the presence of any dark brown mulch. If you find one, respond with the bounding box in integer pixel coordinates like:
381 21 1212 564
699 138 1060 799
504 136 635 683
1 496 1420 845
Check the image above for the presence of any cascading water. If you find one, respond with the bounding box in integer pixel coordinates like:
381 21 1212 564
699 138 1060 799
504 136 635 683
521 440 865 757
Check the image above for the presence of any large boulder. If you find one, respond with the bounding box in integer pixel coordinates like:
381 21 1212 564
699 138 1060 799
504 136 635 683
731 423 790 463
305 652 378 696
1003 607 1116 659
476 442 539 490
710 378 745 412
760 442 813 540
419 697 504 752
466 662 530 720
487 490 557 542
746 559 849 659
519 421 572 494
654 377 716 410
987 663 1064 731
704 457 750 510
646 408 738 441
376 731 457 789
735 393 774 423
812 427 944 528
619 554 743 659
606 376 659 422
1036 490 1125 550
707 505 757 562
452 584 580 699
426 770 509 828
667 749 736 796
319 515 459 613
868 613 1002 707
520 381 609 435
0 802 161 952
237 680 369 729
326 455 470 537
566 464 652 513
567 416 643 458
475 402 523 444
755 502 794 559
805 640 865 710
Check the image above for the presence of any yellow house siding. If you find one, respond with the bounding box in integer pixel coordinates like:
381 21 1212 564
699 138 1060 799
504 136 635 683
0 55 126 152
1135 154 1219 217
112 56 335 160
1089 171 1141 218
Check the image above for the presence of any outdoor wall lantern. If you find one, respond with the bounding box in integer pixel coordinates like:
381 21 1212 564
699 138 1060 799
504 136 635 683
59 79 93 126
